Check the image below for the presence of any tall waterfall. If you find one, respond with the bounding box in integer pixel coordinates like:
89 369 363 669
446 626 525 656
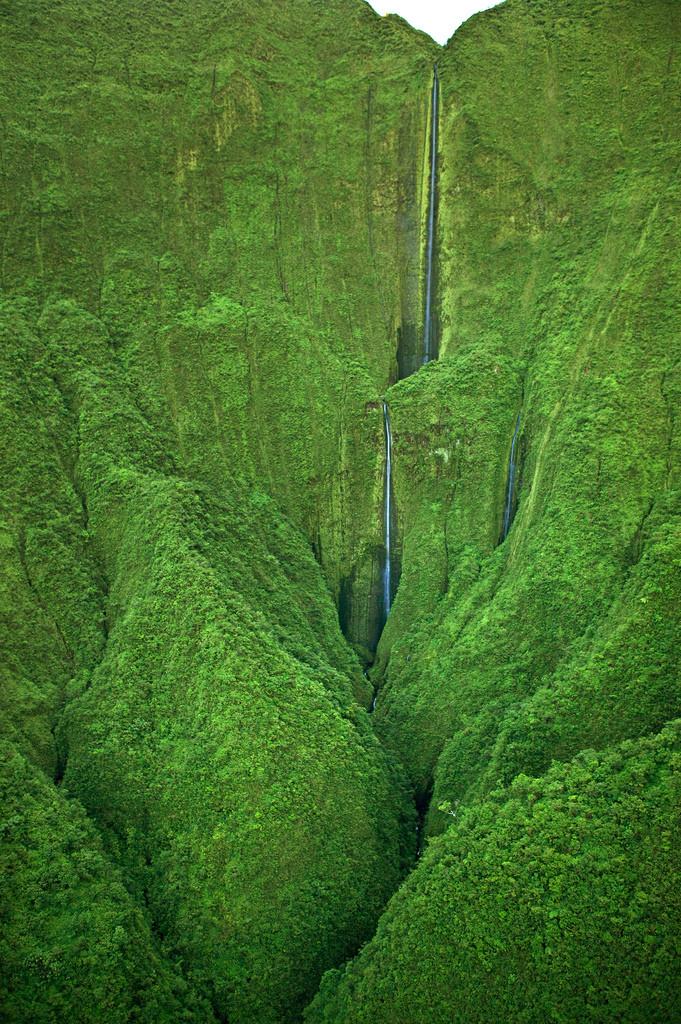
501 414 521 541
423 64 439 365
382 401 393 620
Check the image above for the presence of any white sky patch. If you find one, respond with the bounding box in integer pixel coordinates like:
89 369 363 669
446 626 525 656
367 0 503 45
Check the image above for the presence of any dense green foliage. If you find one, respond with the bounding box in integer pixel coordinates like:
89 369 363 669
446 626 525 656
2 0 680 1021
307 724 681 1023
1 743 213 1023
1 2 434 1019
374 0 681 822
308 2 681 1019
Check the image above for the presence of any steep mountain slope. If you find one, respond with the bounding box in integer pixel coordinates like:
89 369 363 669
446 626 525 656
307 723 681 1023
308 0 681 1018
0 2 434 1020
1 743 215 1023
1 0 437 656
2 0 680 1022
373 0 681 825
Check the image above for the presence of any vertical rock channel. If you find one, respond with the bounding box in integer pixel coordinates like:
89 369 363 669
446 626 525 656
382 400 395 627
501 413 521 542
422 64 439 365
377 65 440 644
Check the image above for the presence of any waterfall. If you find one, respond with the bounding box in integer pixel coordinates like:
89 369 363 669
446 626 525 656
382 401 393 621
501 414 521 541
423 64 439 365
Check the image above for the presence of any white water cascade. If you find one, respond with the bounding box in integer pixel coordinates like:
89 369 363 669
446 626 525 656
382 400 393 621
423 64 439 364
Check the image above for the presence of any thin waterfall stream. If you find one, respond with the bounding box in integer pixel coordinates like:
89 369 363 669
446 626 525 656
369 400 394 715
379 64 439 637
379 64 439 628
382 400 393 624
371 67 439 719
423 64 439 365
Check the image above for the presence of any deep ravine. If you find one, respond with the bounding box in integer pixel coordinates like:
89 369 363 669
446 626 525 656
372 63 442 687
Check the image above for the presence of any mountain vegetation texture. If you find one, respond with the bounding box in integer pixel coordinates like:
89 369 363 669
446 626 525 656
1 0 679 1022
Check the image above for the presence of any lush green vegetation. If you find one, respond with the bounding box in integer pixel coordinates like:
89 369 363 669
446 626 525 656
1 0 680 1021
1 743 214 1023
373 0 681 825
307 724 681 1023
0 2 432 1019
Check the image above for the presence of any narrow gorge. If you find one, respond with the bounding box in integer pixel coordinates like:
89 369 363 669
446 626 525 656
376 60 440 657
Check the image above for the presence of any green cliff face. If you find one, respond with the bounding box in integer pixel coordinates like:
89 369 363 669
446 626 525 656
1 2 433 1019
310 0 681 1018
2 0 680 1022
375 0 681 819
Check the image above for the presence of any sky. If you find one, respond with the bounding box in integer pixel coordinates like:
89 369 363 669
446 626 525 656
367 1 502 45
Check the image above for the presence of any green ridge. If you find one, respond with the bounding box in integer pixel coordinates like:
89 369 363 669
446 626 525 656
307 723 681 1023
